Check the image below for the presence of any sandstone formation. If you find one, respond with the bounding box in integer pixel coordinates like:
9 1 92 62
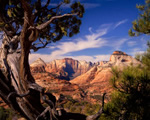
71 51 141 96
45 58 93 80
32 72 86 101
30 58 46 73
109 51 141 68
29 51 141 103
30 58 93 80
30 57 101 102
0 51 142 107
29 57 101 103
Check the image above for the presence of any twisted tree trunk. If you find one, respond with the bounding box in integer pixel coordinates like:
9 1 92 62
1 52 106 119
0 0 105 119
0 6 105 119
0 32 106 120
0 29 47 120
4 52 45 119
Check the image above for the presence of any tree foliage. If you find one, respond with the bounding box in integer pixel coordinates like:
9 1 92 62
0 0 84 51
129 0 150 36
105 1 150 119
102 0 150 116
99 44 150 120
140 41 150 68
0 107 14 120
0 0 107 120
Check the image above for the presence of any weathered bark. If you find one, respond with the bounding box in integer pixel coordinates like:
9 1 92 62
0 22 106 120
0 40 106 120
0 69 29 119
0 0 104 119
6 52 44 119
10 1 46 119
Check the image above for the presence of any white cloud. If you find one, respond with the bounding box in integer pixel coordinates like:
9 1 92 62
67 54 110 62
29 26 111 63
115 38 129 50
114 19 128 29
93 55 110 62
100 23 113 28
49 27 108 60
140 37 148 48
127 41 137 47
29 20 132 64
48 46 56 49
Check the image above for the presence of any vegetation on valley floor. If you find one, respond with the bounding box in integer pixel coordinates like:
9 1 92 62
0 0 150 119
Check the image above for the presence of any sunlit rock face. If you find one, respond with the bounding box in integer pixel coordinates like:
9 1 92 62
45 58 93 80
71 51 141 96
30 58 46 73
109 51 141 68
29 51 141 103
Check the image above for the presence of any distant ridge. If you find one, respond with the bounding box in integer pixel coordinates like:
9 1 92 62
30 58 46 73
71 51 141 95
30 51 141 80
29 51 142 103
30 57 93 80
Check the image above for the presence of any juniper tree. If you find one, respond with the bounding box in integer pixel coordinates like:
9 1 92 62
0 0 106 120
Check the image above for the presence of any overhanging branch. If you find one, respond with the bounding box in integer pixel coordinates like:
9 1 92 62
36 13 78 30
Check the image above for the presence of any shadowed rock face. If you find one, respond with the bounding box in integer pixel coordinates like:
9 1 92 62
0 51 141 107
28 51 142 103
45 58 93 80
30 58 93 80
71 51 141 95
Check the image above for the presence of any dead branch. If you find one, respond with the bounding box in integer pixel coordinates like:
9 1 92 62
86 93 106 120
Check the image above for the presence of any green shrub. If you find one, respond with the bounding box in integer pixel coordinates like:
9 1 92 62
64 101 73 109
90 95 102 101
0 107 14 120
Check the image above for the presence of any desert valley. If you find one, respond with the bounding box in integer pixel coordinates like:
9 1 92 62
0 0 150 119
0 50 142 118
30 51 141 103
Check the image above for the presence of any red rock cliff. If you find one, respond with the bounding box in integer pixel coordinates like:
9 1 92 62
45 58 93 80
30 58 46 73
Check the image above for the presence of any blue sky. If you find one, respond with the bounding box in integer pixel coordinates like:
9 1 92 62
29 0 148 63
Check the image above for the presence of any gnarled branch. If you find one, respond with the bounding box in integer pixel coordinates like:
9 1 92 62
31 41 49 52
36 13 79 30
